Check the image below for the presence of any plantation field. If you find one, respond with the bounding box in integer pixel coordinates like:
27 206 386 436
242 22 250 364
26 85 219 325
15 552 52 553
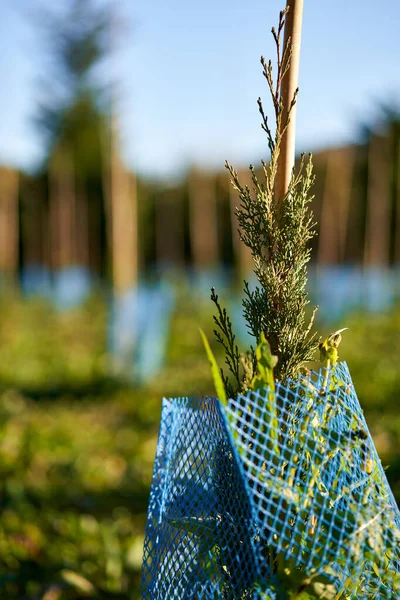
0 294 399 599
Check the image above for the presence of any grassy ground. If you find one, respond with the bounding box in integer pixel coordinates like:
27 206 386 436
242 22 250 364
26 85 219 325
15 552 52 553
0 293 399 599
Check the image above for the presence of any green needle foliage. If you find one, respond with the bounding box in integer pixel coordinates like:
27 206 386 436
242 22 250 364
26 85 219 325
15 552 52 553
211 8 318 396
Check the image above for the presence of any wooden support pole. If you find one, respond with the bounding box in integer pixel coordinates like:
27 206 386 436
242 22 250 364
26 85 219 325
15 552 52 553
276 0 304 199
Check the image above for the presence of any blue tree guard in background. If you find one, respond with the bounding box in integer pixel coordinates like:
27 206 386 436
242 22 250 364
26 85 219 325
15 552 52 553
21 265 53 299
142 363 400 599
109 281 176 382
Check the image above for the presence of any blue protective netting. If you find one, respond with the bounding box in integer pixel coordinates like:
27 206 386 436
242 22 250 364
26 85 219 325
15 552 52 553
142 363 400 599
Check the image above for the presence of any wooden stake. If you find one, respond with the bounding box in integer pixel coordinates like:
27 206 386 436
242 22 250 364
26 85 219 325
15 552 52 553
276 0 304 199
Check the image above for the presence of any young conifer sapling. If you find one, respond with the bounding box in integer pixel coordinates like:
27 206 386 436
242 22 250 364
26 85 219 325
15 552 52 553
206 8 319 398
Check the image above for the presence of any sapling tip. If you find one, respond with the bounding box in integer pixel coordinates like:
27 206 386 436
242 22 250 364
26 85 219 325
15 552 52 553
319 328 348 366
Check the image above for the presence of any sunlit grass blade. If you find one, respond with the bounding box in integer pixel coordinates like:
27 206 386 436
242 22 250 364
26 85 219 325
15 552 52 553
199 328 227 406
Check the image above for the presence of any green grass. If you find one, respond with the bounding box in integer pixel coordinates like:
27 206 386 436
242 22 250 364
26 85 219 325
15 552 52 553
0 294 399 598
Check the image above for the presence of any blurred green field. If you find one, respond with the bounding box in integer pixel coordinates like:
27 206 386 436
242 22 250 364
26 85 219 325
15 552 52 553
0 294 399 599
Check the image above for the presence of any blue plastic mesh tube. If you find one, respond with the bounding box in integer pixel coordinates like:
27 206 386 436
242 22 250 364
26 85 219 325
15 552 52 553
142 363 400 599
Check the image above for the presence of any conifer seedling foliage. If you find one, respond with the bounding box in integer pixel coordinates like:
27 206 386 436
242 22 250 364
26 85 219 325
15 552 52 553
212 8 318 394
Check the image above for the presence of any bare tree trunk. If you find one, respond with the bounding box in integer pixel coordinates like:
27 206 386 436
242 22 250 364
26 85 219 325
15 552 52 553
188 169 219 270
0 167 19 284
364 134 391 267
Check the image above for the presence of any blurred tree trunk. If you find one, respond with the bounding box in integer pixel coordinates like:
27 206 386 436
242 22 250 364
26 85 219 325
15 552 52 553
0 167 19 284
76 179 90 270
87 191 103 275
317 152 339 265
228 169 253 277
155 186 184 270
101 2 138 295
364 134 391 267
188 170 219 270
318 148 354 265
49 150 76 270
395 139 400 264
21 177 48 268
105 124 138 294
336 148 354 263
101 127 112 277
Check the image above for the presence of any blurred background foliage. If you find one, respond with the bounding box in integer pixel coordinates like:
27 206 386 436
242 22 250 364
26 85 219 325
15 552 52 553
0 297 400 599
0 0 400 598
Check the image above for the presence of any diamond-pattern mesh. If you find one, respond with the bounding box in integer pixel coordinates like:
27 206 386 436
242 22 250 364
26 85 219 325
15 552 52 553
142 363 400 599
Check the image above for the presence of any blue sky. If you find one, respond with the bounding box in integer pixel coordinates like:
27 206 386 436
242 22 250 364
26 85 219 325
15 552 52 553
1 1 400 179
